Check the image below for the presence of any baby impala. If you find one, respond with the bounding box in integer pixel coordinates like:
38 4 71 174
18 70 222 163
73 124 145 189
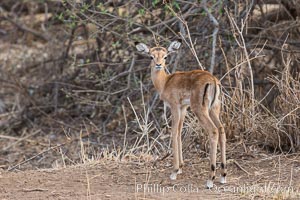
136 41 227 188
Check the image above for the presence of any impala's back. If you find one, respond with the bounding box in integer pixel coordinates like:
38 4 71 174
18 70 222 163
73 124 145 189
162 70 220 110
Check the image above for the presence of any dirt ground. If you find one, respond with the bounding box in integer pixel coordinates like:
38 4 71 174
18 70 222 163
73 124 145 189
1 153 300 200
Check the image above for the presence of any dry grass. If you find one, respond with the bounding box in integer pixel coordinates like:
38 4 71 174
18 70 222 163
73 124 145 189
218 51 299 153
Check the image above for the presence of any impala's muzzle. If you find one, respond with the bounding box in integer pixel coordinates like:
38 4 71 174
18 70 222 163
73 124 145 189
155 64 163 70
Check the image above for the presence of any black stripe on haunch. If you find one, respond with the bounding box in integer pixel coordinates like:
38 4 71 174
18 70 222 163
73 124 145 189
202 83 210 106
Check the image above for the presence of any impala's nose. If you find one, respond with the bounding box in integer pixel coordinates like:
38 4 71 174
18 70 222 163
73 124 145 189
155 64 162 70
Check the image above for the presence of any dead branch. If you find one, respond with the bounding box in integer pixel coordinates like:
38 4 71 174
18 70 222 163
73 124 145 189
202 0 220 73
8 143 66 171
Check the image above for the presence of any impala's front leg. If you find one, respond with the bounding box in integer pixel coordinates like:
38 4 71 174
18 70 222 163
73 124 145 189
177 106 187 173
170 106 181 180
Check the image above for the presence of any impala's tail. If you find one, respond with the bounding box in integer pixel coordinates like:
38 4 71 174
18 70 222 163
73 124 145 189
211 79 221 108
202 79 220 109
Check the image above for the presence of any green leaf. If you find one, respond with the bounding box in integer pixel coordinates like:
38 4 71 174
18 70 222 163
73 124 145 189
138 8 145 16
152 0 160 7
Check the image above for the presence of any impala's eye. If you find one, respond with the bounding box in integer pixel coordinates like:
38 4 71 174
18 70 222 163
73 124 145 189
150 55 154 59
164 56 167 59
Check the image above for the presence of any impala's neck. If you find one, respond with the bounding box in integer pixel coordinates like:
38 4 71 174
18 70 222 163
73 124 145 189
151 66 168 94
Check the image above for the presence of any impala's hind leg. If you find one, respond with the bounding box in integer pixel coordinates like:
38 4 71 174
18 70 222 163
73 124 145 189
192 105 219 189
210 102 227 184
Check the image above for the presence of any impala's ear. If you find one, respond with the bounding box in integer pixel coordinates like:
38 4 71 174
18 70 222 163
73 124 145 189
135 42 150 54
168 40 181 52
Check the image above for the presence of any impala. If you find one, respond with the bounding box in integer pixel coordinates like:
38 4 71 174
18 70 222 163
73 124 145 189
136 41 226 188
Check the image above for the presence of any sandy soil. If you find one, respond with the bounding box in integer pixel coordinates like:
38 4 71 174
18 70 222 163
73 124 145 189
1 153 300 200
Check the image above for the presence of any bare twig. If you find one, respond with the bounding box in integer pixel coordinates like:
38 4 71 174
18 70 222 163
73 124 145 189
202 0 220 73
22 188 48 192
178 19 204 70
3 129 41 151
234 160 250 175
8 143 66 171
225 6 255 121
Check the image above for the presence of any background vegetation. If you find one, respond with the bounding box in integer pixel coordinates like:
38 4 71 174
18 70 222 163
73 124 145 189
0 0 299 170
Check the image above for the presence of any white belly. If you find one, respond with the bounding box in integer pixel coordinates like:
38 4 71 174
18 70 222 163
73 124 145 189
163 98 190 107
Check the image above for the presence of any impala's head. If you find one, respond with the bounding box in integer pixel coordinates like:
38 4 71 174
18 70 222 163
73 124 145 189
135 41 181 70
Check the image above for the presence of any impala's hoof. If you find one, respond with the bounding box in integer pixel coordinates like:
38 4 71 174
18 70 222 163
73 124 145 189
220 176 226 184
170 172 177 180
206 180 214 189
177 168 182 174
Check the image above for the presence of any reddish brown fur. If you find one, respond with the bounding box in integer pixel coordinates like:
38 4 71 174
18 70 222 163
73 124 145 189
136 42 226 188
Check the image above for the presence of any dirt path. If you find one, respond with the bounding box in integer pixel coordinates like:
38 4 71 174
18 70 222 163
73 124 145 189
1 154 300 200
